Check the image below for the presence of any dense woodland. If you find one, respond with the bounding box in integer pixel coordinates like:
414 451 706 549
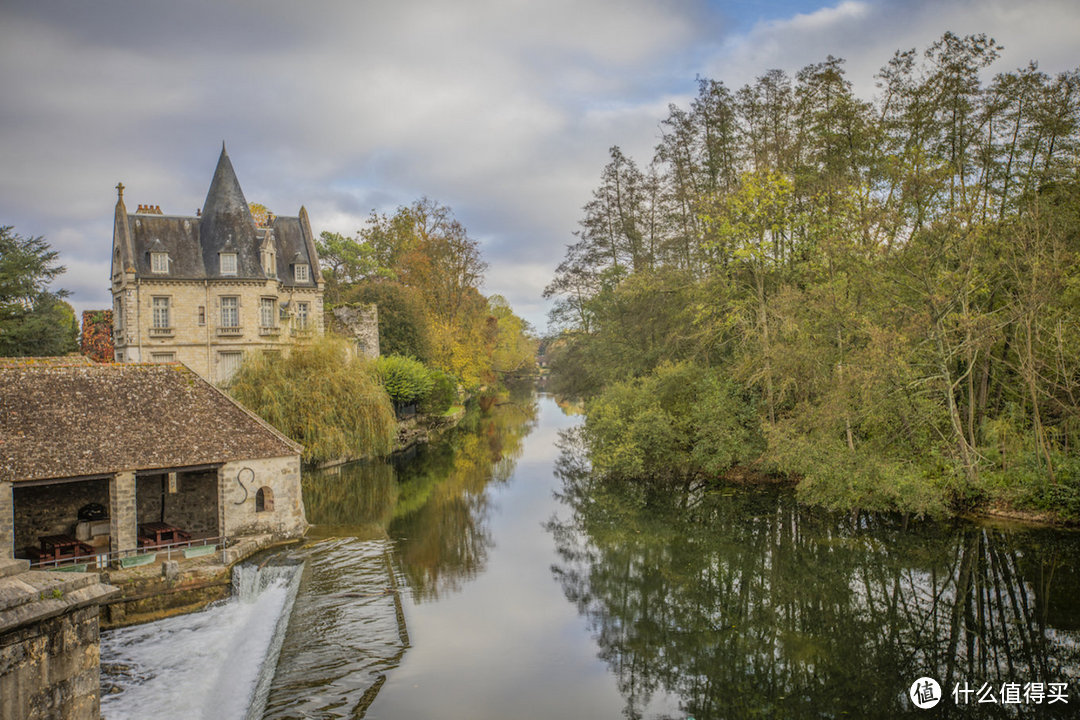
545 33 1080 519
231 198 537 463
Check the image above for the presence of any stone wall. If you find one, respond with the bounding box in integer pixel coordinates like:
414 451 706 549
12 480 109 557
0 607 102 720
331 303 380 358
218 455 306 539
0 570 117 720
113 277 324 383
98 564 231 629
135 470 219 537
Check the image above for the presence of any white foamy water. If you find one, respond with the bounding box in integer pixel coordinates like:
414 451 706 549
100 564 302 720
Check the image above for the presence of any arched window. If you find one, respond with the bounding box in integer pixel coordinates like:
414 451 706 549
255 486 274 512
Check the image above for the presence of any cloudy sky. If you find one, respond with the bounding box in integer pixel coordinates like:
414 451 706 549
1 0 1078 331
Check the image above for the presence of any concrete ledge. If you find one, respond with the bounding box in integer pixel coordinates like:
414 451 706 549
0 558 29 579
0 570 118 635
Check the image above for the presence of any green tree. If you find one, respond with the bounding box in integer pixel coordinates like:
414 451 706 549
343 280 432 362
0 226 77 357
316 230 388 306
488 295 537 376
545 32 1080 519
585 362 763 484
375 354 435 406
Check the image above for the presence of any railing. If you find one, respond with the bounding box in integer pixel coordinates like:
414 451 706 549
28 536 232 572
148 326 174 337
258 325 280 336
216 326 243 337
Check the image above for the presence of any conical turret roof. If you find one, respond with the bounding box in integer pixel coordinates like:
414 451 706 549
199 144 259 277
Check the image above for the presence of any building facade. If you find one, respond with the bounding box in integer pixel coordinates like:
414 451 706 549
110 145 324 384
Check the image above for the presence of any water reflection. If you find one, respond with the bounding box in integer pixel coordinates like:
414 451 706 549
303 393 539 602
548 428 1080 719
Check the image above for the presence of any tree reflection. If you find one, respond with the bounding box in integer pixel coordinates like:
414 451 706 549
303 392 539 602
549 429 1080 719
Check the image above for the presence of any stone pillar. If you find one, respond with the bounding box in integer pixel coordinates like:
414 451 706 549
0 480 12 559
109 471 137 556
217 465 229 541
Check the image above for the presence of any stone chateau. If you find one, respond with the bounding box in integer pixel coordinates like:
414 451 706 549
110 145 325 384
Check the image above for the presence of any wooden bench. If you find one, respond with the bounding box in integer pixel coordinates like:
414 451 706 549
38 534 95 564
137 522 192 548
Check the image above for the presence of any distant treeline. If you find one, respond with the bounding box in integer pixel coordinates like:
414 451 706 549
545 33 1080 519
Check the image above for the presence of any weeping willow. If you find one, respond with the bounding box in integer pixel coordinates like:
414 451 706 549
228 337 397 463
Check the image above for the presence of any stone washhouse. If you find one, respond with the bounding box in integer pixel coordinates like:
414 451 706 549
0 357 308 567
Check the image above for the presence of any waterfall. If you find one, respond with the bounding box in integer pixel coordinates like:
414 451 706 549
101 561 302 720
241 563 303 720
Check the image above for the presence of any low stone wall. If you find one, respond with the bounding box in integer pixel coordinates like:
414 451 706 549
98 562 231 629
0 563 118 720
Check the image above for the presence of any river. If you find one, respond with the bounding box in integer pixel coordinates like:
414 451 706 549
102 391 1080 718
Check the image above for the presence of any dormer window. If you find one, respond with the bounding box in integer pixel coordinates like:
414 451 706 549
150 252 169 274
264 251 276 278
294 263 309 282
220 252 238 276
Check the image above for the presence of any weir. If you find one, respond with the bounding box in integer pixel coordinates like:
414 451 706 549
100 561 302 720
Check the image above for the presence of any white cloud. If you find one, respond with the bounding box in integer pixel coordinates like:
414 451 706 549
706 0 1080 100
1 1 1077 332
0 0 715 330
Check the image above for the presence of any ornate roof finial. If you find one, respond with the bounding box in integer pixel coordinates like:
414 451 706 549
116 182 125 200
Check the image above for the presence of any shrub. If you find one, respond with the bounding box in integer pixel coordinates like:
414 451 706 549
420 369 459 415
376 354 435 406
584 362 764 483
228 337 396 463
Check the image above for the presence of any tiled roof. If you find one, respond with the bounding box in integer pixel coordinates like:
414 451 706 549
0 362 301 483
0 356 94 368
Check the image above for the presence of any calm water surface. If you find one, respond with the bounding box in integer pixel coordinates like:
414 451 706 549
278 392 1080 719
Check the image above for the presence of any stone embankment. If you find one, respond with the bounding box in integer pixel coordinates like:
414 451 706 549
0 557 117 720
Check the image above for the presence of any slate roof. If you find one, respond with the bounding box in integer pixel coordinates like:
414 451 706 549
120 145 320 286
0 362 301 483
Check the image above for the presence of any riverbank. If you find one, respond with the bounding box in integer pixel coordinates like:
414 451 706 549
711 464 1080 529
312 404 467 470
562 368 1080 529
